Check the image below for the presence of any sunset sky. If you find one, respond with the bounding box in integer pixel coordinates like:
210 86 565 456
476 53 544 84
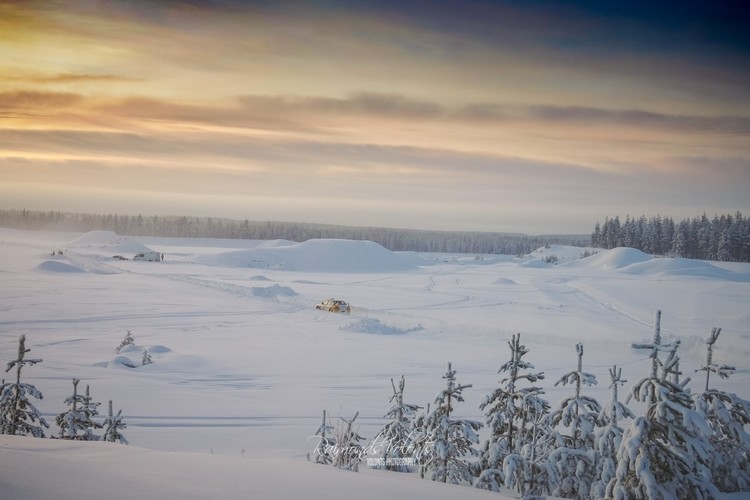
1 0 749 234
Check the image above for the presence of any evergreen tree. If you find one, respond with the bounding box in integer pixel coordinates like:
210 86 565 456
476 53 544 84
0 335 48 437
56 378 101 440
475 334 549 491
502 413 557 497
613 311 718 499
102 400 128 444
694 327 750 492
332 412 365 472
142 349 152 366
370 375 422 472
116 330 135 353
593 366 634 499
408 402 431 479
310 409 335 465
549 343 601 499
422 362 482 484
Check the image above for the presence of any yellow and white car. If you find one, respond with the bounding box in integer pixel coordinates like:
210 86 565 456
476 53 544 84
315 298 351 313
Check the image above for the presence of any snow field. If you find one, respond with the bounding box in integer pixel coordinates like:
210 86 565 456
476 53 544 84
1 229 748 498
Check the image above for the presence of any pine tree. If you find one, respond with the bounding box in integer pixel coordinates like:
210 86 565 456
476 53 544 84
142 349 152 366
422 362 482 484
332 412 366 472
613 311 718 499
370 375 422 471
548 343 601 499
56 378 101 440
310 409 335 465
694 327 750 492
593 366 634 499
0 335 49 437
102 400 128 444
475 334 549 491
502 413 557 497
115 330 134 353
408 402 432 479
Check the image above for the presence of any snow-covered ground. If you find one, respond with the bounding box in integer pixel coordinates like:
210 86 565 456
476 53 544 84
1 228 749 498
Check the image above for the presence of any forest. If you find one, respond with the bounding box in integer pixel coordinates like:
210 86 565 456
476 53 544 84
0 209 585 256
591 212 750 262
2 209 748 262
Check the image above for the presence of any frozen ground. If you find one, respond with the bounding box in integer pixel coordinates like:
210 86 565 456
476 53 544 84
1 228 748 498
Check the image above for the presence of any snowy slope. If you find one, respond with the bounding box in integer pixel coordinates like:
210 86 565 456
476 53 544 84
0 435 502 500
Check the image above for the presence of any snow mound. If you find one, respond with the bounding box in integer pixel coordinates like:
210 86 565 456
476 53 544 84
341 317 423 335
67 230 120 246
623 257 749 281
492 277 517 285
250 284 298 298
35 260 86 273
568 247 652 269
249 275 272 281
193 239 415 273
67 230 153 255
108 356 138 369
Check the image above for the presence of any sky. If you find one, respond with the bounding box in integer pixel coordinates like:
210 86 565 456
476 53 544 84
1 0 749 234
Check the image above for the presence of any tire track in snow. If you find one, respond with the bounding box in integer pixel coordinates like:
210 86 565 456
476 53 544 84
567 282 658 334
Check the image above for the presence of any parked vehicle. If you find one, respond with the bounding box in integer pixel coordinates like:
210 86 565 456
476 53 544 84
133 251 161 262
316 298 350 313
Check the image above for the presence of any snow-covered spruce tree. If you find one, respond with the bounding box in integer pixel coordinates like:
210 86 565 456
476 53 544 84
370 375 422 472
310 409 335 465
475 333 549 491
115 330 134 353
502 412 557 497
332 412 366 471
142 349 152 366
422 362 482 484
694 327 750 492
56 378 101 440
408 402 431 479
102 400 128 444
612 310 718 499
0 334 49 437
592 365 634 499
548 343 601 499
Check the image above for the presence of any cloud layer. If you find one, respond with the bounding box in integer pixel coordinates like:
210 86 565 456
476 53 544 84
1 0 748 233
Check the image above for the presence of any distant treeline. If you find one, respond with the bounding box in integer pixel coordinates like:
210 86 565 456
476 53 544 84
0 209 587 255
591 212 750 262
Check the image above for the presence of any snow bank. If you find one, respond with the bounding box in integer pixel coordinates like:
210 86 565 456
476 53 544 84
193 239 415 273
